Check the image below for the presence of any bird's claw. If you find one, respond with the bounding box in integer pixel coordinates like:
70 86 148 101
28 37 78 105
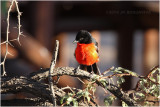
90 71 94 74
75 66 80 74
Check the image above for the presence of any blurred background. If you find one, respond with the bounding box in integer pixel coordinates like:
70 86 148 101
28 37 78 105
1 1 159 106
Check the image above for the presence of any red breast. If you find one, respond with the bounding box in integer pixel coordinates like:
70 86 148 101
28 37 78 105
75 43 99 65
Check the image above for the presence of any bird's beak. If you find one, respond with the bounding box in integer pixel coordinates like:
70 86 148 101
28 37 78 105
73 40 78 44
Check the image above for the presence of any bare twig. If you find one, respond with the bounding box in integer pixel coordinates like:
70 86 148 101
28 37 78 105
1 0 14 76
48 40 59 106
77 77 86 84
1 0 23 76
14 0 23 45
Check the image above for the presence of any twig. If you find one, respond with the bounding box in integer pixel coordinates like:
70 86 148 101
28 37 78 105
145 100 159 104
14 0 23 45
102 73 132 79
48 40 59 106
77 77 85 84
1 0 14 76
1 0 23 76
147 65 159 77
102 66 114 75
146 65 160 84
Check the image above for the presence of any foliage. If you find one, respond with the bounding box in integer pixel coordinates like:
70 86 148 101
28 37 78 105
58 66 159 106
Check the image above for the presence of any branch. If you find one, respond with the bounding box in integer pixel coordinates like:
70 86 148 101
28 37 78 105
29 67 140 106
1 75 96 106
1 98 53 106
1 76 66 103
48 40 59 106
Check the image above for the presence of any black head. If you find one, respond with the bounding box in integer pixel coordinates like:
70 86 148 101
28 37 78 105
74 30 93 44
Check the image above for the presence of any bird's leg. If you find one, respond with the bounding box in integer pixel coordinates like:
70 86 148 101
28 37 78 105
90 65 94 74
96 66 101 75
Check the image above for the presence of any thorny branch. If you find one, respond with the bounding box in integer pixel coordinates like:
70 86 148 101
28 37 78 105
48 40 59 106
28 67 140 106
1 0 23 76
1 74 95 106
1 98 53 106
2 64 159 106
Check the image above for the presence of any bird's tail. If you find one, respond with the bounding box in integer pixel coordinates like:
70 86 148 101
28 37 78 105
80 63 101 75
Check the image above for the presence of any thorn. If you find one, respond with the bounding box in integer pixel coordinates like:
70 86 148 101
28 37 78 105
75 65 80 74
7 52 14 56
13 26 17 29
20 12 23 15
0 41 7 45
8 41 14 47
2 71 7 76
9 38 17 42
0 62 4 65
21 34 26 37
17 38 21 46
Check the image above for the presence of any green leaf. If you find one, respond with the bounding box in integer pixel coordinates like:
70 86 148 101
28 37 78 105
100 79 107 86
60 97 64 104
136 92 145 97
86 96 90 102
122 101 128 107
92 86 96 93
60 95 68 104
144 101 149 106
104 96 116 106
73 100 78 107
150 76 156 82
117 77 125 85
84 91 89 97
129 71 139 77
77 91 83 98
66 97 73 105
104 98 112 106
152 86 160 97
135 92 145 101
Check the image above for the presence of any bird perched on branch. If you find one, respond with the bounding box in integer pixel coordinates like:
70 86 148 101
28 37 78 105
73 30 101 75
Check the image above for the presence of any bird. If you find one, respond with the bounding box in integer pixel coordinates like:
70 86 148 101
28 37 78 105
73 30 101 75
